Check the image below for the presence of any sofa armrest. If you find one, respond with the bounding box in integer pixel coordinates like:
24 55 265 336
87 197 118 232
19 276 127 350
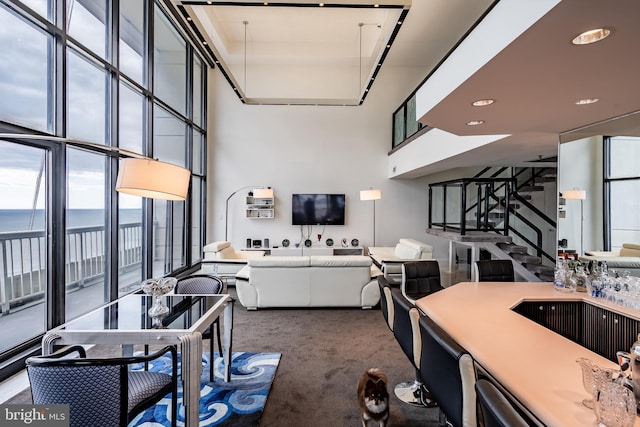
235 265 251 281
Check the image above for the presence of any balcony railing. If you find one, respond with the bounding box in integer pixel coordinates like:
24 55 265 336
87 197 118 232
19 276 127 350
0 222 142 315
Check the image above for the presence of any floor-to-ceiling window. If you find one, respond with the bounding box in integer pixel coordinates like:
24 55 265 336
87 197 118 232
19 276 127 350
0 0 208 380
604 136 640 250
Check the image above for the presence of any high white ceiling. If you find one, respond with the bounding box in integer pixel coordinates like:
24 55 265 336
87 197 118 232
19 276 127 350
174 0 640 172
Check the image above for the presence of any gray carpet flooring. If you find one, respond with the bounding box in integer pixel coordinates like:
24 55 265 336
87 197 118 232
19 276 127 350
230 289 440 427
7 287 442 426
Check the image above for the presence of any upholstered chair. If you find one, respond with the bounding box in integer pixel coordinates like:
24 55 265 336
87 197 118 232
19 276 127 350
474 259 515 282
175 274 224 382
418 315 477 427
401 260 444 303
377 275 395 331
475 379 530 427
26 345 178 427
390 288 436 407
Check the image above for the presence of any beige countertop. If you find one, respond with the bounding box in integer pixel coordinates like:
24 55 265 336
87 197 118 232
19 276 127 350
415 281 639 427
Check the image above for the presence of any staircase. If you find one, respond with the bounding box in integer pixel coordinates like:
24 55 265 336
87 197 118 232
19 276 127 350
428 160 557 282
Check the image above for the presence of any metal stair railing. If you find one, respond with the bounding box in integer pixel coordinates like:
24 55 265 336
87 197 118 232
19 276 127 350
429 174 556 264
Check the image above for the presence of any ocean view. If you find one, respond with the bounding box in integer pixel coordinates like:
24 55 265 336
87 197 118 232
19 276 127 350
0 209 143 233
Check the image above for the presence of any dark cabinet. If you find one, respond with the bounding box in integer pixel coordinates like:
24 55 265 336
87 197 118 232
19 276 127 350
514 300 640 362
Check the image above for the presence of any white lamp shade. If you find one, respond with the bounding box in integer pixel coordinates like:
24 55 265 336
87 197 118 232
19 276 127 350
116 158 191 201
253 188 274 198
562 189 586 200
360 189 381 201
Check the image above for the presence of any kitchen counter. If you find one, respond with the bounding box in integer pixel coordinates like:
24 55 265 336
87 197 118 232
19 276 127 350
415 282 639 426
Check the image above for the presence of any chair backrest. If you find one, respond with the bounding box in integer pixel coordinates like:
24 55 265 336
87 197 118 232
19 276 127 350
401 261 443 302
377 276 394 331
474 259 515 282
419 315 476 427
175 274 223 294
27 359 126 427
390 288 421 369
475 379 529 427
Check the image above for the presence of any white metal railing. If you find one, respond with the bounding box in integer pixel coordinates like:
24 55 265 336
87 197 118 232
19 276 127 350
0 222 142 314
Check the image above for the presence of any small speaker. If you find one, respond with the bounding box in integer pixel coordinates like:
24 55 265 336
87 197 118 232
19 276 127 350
246 238 252 248
264 238 270 248
253 239 262 248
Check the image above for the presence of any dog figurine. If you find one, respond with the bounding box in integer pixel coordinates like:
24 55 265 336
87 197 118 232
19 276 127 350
357 368 389 427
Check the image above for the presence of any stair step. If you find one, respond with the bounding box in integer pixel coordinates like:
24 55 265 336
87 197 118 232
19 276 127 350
517 194 532 201
524 264 554 274
537 272 554 282
534 176 556 184
497 243 528 254
512 253 542 264
519 185 545 192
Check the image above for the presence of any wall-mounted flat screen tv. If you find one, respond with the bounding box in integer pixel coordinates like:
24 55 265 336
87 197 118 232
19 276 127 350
292 194 346 225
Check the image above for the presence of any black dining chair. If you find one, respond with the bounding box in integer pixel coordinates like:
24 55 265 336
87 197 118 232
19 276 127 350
390 288 436 407
377 275 395 331
175 274 224 382
418 314 477 426
475 379 530 427
401 260 444 303
26 345 178 427
474 259 515 282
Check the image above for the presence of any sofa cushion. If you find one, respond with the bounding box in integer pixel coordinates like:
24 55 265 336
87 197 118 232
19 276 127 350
310 255 371 267
249 256 310 268
620 247 640 257
398 238 432 256
204 241 231 252
394 243 419 259
218 246 237 259
623 243 640 251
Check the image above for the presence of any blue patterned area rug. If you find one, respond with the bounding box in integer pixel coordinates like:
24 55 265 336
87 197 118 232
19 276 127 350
129 351 281 427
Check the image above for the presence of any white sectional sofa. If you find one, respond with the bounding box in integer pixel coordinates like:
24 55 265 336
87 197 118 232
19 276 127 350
580 243 640 277
201 241 265 281
235 255 382 310
368 238 434 284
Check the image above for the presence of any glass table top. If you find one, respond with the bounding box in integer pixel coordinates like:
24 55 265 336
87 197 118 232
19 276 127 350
54 294 228 332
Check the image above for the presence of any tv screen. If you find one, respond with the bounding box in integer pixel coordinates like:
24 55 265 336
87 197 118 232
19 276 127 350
292 194 346 225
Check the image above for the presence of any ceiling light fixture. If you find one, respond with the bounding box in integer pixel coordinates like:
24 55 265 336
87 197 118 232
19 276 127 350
572 28 611 45
575 98 599 105
472 99 495 107
466 120 485 126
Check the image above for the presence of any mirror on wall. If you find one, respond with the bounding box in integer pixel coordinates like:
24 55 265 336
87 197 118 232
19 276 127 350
557 112 640 276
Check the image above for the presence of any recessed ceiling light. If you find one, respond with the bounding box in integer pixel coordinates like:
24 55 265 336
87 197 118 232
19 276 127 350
374 4 379 7
319 2 324 6
466 120 485 126
186 16 192 21
572 28 611 45
472 99 495 107
575 98 599 105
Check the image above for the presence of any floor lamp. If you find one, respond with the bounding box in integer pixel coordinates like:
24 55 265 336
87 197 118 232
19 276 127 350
360 189 381 247
225 186 272 241
562 189 587 254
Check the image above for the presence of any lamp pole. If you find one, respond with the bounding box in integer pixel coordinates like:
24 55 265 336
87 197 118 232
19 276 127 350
225 185 258 242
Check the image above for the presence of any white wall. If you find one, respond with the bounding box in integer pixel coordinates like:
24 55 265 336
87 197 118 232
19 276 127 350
206 64 457 258
558 136 604 253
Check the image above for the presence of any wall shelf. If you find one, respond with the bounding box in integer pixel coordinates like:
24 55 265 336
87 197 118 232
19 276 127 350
246 194 275 219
